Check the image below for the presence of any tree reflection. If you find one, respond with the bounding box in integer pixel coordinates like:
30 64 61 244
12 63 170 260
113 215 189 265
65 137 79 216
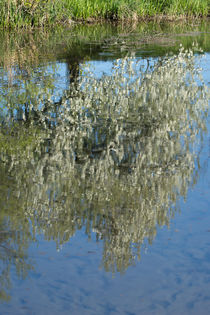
0 47 209 292
0 163 34 300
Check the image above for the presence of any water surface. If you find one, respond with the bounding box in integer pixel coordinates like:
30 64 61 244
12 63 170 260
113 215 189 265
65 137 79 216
0 21 209 314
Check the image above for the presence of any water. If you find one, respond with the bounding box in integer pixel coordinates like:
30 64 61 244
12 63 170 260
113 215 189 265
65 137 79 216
0 21 209 314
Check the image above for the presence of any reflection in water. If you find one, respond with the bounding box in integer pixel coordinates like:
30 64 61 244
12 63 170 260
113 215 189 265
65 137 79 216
0 165 33 300
0 47 209 296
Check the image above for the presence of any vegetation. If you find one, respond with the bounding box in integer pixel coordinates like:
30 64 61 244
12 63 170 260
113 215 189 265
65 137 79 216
0 0 209 28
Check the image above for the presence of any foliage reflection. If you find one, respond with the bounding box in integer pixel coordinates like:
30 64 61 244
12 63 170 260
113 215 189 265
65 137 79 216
0 47 209 295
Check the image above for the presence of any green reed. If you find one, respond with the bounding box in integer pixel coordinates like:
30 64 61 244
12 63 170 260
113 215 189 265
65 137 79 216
0 0 209 28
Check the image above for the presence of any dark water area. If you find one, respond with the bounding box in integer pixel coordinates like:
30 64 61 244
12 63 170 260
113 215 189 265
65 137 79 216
0 21 209 314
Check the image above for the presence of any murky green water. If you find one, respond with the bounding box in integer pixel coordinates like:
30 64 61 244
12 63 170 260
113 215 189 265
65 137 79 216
0 21 210 314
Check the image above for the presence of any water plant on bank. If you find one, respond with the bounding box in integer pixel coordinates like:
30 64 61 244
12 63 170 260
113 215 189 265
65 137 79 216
0 0 209 28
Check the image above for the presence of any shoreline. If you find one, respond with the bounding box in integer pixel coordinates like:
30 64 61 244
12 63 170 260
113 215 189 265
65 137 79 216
67 14 210 25
1 15 209 30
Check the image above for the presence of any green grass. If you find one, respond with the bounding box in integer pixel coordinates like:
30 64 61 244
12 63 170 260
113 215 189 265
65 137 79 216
0 0 209 28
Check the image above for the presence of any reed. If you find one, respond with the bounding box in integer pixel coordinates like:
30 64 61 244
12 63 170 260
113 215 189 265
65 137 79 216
0 0 209 28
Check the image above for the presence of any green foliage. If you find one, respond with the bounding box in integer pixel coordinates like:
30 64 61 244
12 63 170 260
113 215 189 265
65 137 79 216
0 0 209 28
0 0 69 28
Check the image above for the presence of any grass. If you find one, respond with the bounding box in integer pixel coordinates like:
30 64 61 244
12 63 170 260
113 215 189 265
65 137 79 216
0 0 209 28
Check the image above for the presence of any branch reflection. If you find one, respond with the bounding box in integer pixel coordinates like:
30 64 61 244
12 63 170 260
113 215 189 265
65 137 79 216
0 48 209 291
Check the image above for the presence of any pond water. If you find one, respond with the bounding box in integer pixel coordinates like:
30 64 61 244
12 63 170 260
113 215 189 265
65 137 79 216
0 21 210 314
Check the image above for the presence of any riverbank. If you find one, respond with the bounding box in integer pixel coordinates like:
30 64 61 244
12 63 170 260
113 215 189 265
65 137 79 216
0 0 209 29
